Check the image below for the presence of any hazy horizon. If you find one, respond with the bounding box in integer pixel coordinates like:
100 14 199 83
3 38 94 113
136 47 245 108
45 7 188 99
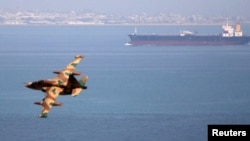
0 0 250 17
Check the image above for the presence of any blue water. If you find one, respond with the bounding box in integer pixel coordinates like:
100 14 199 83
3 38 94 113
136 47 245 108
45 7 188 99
1 25 250 141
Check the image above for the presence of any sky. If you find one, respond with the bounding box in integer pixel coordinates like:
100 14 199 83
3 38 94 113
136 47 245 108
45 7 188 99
0 0 250 17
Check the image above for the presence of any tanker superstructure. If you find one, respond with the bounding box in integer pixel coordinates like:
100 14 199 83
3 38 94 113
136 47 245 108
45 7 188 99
127 23 250 46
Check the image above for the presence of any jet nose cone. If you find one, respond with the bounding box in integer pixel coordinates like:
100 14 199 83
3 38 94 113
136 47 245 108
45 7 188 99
25 82 32 88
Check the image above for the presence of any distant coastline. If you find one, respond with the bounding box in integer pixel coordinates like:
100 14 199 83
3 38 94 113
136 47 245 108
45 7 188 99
1 10 250 26
1 23 250 26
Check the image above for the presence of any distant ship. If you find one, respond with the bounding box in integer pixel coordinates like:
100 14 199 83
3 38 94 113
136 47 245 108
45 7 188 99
126 22 250 46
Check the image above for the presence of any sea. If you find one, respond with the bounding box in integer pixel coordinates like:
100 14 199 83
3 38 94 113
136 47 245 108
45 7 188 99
1 25 250 141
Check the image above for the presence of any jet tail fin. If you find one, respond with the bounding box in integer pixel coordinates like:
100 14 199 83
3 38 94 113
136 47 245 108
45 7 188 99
71 76 88 97
79 76 88 89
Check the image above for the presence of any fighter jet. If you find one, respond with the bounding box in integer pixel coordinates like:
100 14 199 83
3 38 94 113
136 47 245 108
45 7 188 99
25 55 88 118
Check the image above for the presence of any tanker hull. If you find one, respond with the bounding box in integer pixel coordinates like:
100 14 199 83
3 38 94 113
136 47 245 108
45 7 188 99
128 34 250 46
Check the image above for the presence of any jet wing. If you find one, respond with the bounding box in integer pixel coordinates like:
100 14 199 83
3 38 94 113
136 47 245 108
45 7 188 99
65 55 84 71
53 55 84 86
39 86 63 118
40 55 84 117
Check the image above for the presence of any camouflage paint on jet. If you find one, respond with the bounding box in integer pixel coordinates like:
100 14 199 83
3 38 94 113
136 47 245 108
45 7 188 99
25 55 88 118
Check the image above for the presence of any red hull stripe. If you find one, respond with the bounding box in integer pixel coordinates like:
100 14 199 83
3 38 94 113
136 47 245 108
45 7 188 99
129 40 249 46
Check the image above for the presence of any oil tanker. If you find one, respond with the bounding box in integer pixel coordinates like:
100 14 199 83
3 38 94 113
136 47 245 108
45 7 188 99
126 23 250 46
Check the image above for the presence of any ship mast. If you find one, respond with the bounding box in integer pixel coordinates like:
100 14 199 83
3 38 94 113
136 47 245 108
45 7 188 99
134 27 137 35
